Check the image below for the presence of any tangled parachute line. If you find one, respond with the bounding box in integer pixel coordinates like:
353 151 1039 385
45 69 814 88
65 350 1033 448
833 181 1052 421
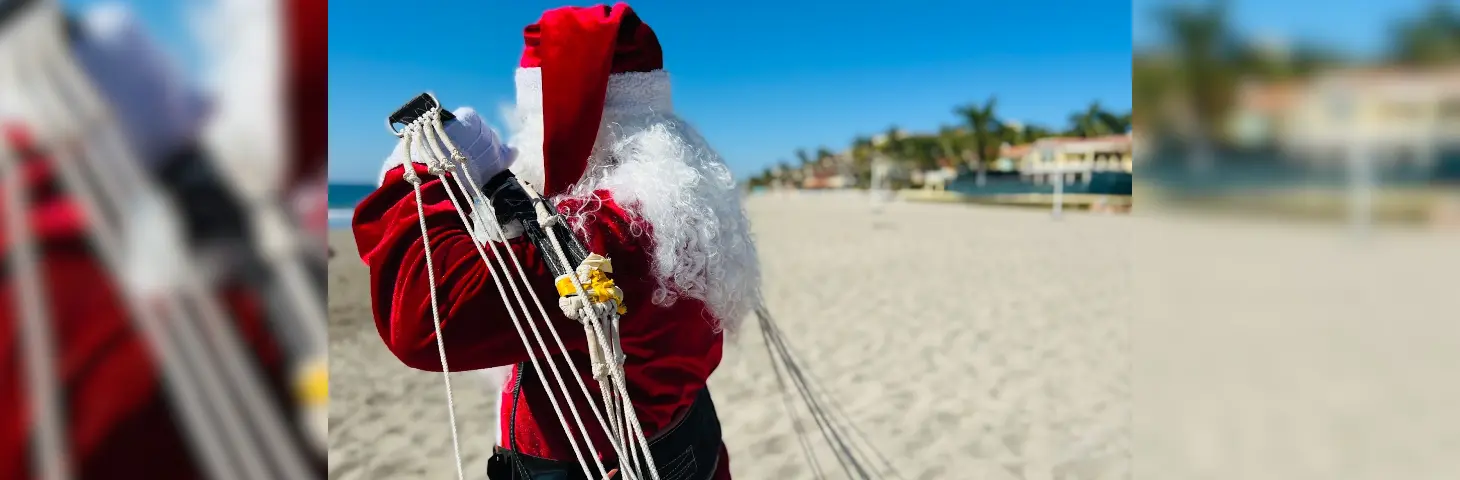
754 305 904 480
1 1 326 479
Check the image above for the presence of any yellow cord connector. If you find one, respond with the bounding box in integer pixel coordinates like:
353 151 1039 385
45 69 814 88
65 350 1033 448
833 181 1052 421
555 254 628 315
294 357 329 407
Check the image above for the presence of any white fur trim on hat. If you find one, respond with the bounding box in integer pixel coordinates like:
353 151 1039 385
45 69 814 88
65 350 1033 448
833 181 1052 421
514 67 673 117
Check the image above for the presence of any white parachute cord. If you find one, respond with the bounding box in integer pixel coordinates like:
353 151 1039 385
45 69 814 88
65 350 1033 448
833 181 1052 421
603 316 639 477
397 125 466 480
515 190 655 478
760 306 905 479
537 217 660 480
509 176 656 479
606 380 632 476
0 22 248 480
2 130 72 480
30 24 313 479
428 112 646 479
621 381 644 477
415 116 611 479
1 8 248 480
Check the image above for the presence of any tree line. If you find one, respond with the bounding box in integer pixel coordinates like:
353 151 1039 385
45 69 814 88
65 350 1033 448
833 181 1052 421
745 99 1133 189
746 1 1460 189
1134 0 1459 144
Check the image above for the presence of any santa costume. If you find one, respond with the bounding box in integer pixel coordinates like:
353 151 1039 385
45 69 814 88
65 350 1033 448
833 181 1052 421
353 3 760 479
0 1 326 478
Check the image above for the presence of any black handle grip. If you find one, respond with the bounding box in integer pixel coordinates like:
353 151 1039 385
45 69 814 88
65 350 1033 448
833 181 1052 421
386 92 456 136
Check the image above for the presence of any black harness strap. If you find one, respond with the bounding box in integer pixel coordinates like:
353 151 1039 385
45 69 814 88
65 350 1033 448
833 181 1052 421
488 364 723 480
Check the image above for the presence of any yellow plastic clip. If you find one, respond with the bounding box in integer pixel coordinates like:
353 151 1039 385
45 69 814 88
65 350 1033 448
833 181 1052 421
555 254 628 315
293 357 328 407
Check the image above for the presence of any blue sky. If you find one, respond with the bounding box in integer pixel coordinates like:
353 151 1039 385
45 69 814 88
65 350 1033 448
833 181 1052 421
1133 0 1436 58
62 0 1429 183
327 0 1133 183
61 0 206 77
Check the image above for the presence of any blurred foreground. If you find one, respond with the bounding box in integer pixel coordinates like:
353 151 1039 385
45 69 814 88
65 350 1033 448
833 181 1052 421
1134 1 1460 479
1135 0 1459 226
1 0 325 479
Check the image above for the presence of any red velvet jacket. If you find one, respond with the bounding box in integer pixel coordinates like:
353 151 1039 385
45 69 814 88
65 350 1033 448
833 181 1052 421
354 164 731 477
0 125 290 479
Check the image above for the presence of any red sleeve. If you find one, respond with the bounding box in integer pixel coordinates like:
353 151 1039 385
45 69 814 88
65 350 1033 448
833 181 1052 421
353 164 608 371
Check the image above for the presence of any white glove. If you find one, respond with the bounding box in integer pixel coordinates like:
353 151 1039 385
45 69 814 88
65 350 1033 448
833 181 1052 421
379 106 515 186
71 3 209 166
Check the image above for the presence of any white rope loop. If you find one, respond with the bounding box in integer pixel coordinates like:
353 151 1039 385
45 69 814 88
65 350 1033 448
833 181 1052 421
399 122 468 480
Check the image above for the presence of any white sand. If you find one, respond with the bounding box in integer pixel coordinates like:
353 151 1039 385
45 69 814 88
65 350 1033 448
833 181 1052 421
1131 210 1460 480
328 192 1133 479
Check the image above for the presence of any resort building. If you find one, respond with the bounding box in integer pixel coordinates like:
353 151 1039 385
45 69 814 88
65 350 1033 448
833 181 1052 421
1010 134 1134 185
798 153 857 189
1230 67 1460 171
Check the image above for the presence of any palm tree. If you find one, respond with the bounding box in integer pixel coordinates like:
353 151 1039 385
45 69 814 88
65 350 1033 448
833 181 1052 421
794 148 812 167
775 160 795 187
1066 101 1127 138
954 96 1002 183
904 135 941 171
1287 43 1345 76
846 135 877 187
747 169 770 188
996 122 1022 149
1159 0 1239 143
1389 0 1460 66
880 125 906 164
1021 123 1057 143
936 125 965 169
1112 111 1133 134
815 146 835 163
1131 53 1175 135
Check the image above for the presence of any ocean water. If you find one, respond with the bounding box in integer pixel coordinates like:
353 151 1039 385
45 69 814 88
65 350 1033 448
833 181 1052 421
328 182 376 229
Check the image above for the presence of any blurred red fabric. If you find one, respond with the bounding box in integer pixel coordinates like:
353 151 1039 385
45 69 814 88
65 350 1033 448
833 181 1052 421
0 124 291 479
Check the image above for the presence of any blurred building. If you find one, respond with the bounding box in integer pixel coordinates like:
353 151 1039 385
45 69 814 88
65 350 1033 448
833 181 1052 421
799 152 857 189
1011 134 1135 184
999 143 1033 172
1231 67 1460 170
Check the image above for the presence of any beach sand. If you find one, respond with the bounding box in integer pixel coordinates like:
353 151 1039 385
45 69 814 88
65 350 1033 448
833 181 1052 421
328 192 1133 479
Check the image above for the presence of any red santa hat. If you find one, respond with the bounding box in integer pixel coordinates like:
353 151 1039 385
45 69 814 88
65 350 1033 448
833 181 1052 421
516 2 671 197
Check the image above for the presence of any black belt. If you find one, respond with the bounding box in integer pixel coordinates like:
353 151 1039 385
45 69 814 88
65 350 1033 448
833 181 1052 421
487 363 722 480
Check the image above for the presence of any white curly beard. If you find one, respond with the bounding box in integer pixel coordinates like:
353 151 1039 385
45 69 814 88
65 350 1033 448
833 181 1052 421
506 81 762 334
